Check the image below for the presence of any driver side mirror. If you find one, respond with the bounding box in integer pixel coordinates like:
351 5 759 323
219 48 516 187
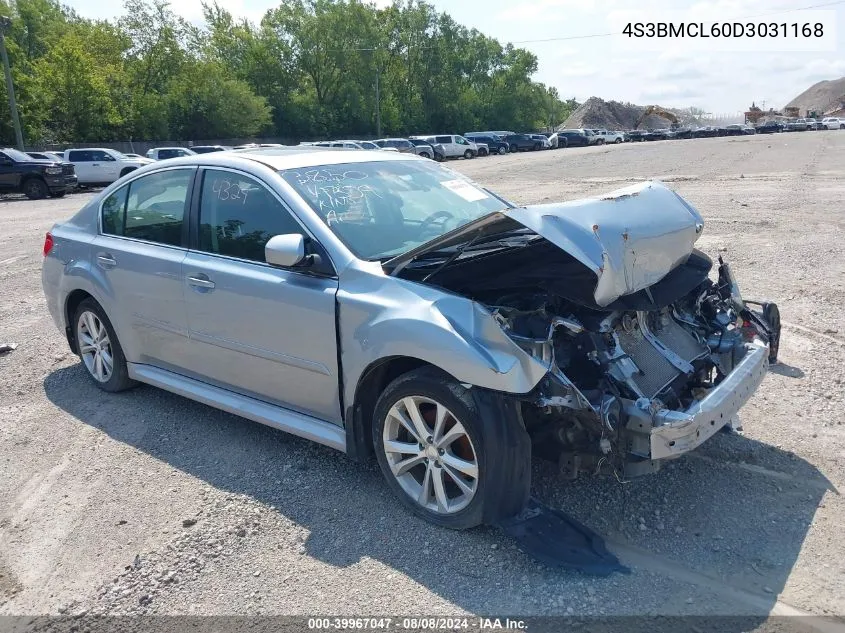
265 234 323 269
265 234 305 267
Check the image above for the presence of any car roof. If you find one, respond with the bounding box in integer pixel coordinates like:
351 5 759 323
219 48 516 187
157 147 422 171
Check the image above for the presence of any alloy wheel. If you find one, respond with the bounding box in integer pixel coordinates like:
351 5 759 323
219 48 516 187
77 310 113 383
382 395 479 514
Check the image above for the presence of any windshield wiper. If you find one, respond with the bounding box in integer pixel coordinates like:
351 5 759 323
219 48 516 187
421 232 483 282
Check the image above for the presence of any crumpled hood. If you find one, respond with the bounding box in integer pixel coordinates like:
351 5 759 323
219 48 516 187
505 181 705 307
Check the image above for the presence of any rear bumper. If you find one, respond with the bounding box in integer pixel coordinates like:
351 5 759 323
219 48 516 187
649 341 769 459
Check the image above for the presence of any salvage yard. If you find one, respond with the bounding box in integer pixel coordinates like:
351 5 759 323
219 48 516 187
1 132 844 623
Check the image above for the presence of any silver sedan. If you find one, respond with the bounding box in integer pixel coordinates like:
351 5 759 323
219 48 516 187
42 148 780 529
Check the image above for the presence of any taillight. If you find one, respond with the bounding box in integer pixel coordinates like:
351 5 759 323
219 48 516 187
43 232 54 257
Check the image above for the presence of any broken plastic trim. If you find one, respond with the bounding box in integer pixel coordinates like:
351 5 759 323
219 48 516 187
497 498 630 576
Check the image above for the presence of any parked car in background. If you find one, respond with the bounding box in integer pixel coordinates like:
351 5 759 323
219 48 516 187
190 145 230 154
41 148 781 531
123 153 145 160
146 147 197 160
27 151 68 163
528 134 551 149
350 140 382 150
502 133 541 152
414 135 478 159
0 147 77 199
755 121 784 134
785 118 812 132
648 129 675 140
724 124 754 136
324 141 367 149
63 148 153 186
590 130 624 144
556 129 591 147
464 133 508 155
821 117 845 130
546 132 566 148
624 130 647 142
374 138 419 154
408 138 445 161
672 128 693 139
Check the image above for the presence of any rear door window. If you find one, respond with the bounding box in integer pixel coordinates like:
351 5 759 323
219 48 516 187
68 150 94 162
101 169 193 246
434 136 451 144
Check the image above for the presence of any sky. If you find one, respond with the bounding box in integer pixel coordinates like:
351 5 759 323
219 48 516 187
63 0 845 115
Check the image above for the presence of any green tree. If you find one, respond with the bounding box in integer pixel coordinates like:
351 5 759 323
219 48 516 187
166 61 271 139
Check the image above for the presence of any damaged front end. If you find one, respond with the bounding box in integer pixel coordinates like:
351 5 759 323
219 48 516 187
394 181 781 479
492 257 778 478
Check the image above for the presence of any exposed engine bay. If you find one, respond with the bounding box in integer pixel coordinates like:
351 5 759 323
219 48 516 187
400 242 780 479
391 181 781 479
483 252 780 478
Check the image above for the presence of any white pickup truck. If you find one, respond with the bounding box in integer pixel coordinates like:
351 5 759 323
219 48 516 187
590 129 625 144
63 148 153 186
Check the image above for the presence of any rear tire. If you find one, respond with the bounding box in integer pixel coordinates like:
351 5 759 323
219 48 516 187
509 144 518 153
533 143 541 151
73 298 137 393
22 178 48 200
373 367 530 530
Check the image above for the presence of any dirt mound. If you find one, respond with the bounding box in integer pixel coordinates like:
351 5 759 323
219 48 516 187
561 97 678 131
785 77 845 115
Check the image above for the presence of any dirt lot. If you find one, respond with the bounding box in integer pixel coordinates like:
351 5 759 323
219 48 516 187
1 133 844 625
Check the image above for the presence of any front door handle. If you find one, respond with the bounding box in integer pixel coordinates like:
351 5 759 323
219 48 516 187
187 275 215 290
96 253 117 269
91 163 100 167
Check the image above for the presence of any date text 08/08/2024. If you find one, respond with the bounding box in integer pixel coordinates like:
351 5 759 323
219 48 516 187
307 617 527 630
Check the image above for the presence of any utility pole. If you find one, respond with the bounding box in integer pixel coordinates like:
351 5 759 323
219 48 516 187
0 16 24 150
374 62 381 138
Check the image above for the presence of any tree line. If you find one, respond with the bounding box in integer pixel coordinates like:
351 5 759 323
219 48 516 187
0 0 579 146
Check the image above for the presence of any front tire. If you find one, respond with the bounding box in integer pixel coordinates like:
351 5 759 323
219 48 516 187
74 298 136 392
615 137 622 144
373 368 529 529
463 149 473 159
497 145 507 155
419 151 431 159
22 178 48 200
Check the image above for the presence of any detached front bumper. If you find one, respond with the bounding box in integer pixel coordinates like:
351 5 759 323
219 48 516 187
649 341 769 459
623 340 769 463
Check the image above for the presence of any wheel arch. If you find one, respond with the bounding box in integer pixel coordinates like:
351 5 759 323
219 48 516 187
64 289 97 354
345 355 441 462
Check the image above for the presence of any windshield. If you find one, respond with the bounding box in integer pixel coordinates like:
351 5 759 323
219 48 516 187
280 160 509 260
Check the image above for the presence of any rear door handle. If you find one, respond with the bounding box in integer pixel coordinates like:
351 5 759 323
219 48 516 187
96 253 117 269
187 275 215 290
91 163 99 167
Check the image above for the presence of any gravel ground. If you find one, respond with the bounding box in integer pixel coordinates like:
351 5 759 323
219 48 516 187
1 132 843 626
